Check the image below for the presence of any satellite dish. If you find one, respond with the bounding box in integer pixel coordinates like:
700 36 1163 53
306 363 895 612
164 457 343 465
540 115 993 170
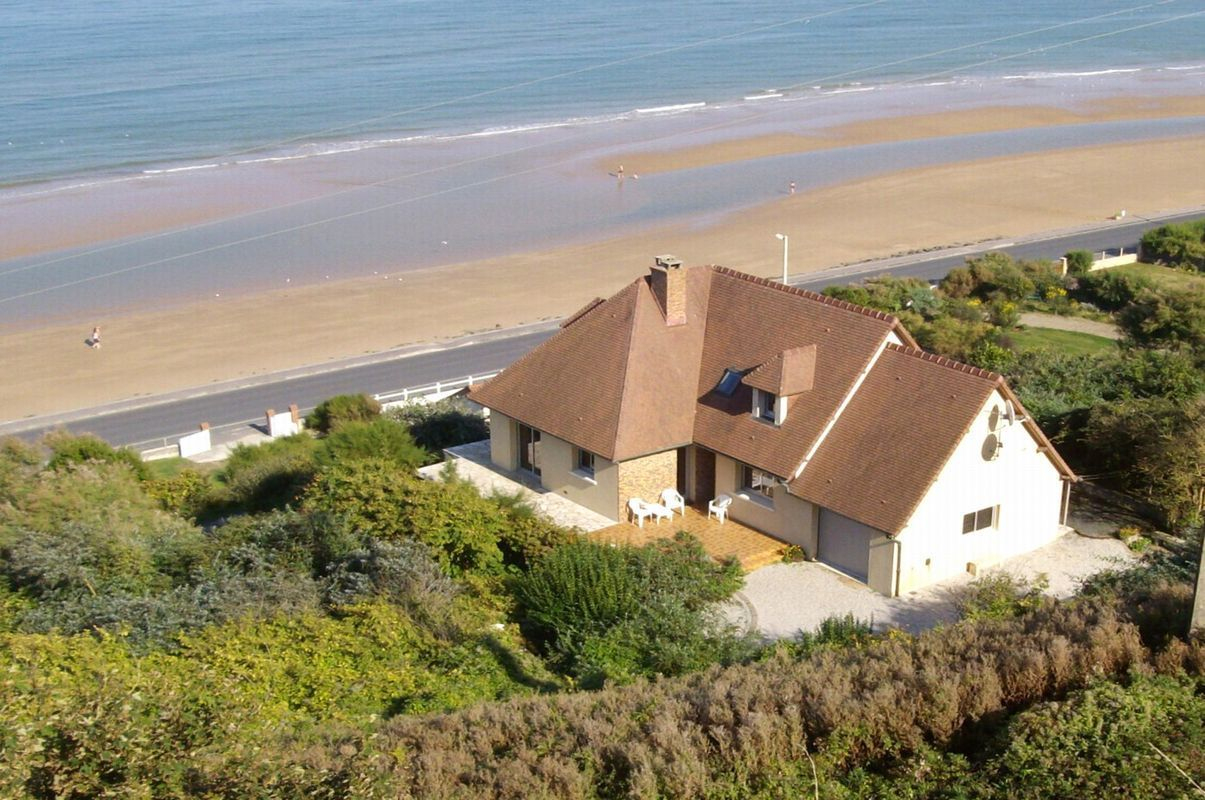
1004 400 1027 426
981 433 1001 461
988 405 1002 432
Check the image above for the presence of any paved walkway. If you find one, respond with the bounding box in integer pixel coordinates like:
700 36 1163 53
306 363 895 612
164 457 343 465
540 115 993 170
419 440 616 532
725 531 1136 639
1019 312 1119 339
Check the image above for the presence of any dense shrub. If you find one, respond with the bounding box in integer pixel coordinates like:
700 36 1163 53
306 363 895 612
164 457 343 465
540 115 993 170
1064 249 1094 274
390 397 490 454
823 276 937 316
0 601 553 798
306 393 381 434
316 417 429 470
217 434 320 512
1117 286 1205 352
1082 397 1205 527
305 460 525 575
514 534 748 686
1141 218 1205 270
359 596 1166 798
1072 268 1152 310
43 430 150 481
145 467 212 518
956 573 1048 621
985 674 1205 799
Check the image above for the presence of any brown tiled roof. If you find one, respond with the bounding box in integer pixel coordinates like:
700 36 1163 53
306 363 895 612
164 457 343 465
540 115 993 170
470 265 1072 532
692 268 900 478
468 269 710 461
745 344 817 397
786 342 1076 534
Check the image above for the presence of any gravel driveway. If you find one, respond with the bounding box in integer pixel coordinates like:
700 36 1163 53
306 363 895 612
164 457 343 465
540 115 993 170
725 532 1136 639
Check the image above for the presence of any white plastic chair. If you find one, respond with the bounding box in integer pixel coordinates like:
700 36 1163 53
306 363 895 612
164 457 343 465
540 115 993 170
660 488 686 516
707 494 732 524
628 497 654 528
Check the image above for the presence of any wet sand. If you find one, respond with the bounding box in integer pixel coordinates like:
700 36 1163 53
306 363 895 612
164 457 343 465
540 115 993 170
3 98 1205 421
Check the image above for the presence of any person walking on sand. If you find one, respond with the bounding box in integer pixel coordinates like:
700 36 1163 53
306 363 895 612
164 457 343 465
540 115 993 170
90 326 101 349
617 164 624 182
789 181 796 195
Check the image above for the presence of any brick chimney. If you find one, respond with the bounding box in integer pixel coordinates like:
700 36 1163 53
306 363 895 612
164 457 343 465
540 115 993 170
650 255 686 326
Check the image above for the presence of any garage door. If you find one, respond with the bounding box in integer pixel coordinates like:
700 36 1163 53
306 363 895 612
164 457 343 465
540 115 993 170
817 509 874 583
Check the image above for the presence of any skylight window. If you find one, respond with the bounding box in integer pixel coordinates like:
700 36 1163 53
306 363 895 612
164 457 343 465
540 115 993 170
716 368 743 397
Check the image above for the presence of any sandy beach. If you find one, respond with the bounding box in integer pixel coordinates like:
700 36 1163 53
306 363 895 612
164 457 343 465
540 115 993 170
3 98 1205 422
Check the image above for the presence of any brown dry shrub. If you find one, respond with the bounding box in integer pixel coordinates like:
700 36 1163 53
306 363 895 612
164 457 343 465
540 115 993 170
364 596 1155 798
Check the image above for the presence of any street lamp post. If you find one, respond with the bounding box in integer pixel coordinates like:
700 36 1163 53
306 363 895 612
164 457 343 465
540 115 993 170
775 233 789 284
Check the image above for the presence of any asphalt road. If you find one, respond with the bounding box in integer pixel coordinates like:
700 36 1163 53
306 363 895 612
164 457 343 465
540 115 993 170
7 210 1200 450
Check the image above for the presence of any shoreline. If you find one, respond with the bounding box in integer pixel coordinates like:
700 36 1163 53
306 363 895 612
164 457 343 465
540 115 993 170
4 128 1205 422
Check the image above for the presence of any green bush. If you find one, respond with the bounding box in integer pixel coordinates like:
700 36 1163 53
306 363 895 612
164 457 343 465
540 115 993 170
1064 249 1094 274
145 467 212 518
1072 268 1152 310
514 534 748 686
43 430 149 481
0 600 552 797
1141 218 1205 270
390 397 489 454
1082 397 1205 529
1117 286 1205 352
967 252 1036 302
306 393 381 434
986 674 1205 798
316 417 428 470
956 573 1049 621
217 434 320 513
304 460 505 575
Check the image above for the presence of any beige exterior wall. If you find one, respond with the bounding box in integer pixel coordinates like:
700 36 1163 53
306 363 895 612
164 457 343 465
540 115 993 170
894 389 1065 594
489 411 518 470
617 450 678 522
537 432 621 522
867 536 900 596
715 453 817 551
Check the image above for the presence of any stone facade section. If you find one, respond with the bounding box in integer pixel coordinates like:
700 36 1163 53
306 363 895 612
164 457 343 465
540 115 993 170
617 449 678 520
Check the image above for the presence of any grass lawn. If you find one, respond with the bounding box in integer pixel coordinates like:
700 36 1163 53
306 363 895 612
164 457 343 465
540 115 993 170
1007 327 1117 356
1109 262 1205 292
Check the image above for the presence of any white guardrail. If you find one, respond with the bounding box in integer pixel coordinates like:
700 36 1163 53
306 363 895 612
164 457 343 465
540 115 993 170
136 371 500 460
373 372 498 409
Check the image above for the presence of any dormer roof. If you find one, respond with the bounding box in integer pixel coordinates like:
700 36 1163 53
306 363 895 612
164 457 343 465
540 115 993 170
744 344 817 397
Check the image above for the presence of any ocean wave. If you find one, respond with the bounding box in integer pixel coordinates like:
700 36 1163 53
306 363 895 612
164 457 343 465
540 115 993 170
2 60 1198 200
1001 67 1144 80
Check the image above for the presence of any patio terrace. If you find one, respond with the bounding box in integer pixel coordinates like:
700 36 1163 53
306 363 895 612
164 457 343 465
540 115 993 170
589 506 786 572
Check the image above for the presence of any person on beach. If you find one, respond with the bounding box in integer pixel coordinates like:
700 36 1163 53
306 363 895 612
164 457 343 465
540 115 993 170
617 164 624 182
89 326 101 349
789 181 796 195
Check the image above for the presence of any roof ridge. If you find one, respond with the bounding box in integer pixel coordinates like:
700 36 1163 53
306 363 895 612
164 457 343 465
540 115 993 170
609 280 649 456
708 265 901 326
561 297 605 328
883 341 1000 382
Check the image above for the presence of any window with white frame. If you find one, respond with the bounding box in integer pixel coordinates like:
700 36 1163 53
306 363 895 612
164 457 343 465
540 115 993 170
961 505 998 534
574 447 596 479
739 463 776 499
753 389 777 423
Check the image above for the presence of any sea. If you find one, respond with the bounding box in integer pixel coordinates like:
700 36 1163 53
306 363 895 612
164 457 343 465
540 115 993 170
1 0 1204 325
4 0 1205 188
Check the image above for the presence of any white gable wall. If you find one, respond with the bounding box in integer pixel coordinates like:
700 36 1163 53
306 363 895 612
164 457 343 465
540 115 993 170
894 389 1065 594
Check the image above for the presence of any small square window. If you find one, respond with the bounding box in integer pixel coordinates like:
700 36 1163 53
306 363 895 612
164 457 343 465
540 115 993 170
575 448 595 478
754 390 777 422
962 505 997 534
739 463 775 499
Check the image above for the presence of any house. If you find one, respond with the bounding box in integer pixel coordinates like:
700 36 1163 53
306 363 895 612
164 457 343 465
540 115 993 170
468 258 1075 596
